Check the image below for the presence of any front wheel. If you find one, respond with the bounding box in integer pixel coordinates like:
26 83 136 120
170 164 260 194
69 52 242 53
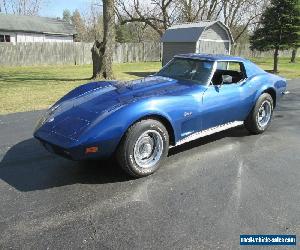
116 119 169 177
244 93 274 134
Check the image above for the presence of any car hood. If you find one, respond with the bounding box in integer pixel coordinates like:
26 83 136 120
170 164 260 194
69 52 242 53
35 76 203 140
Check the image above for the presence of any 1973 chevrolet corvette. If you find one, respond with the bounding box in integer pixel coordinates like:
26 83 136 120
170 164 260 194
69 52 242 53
34 54 287 177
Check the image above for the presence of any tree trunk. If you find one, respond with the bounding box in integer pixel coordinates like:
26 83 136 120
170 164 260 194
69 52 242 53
91 41 104 79
91 0 115 80
290 48 297 63
273 47 279 73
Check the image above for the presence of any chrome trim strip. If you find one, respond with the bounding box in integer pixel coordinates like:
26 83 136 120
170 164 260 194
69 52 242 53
172 121 244 147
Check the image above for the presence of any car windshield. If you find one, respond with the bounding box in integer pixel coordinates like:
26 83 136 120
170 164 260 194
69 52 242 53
157 58 214 85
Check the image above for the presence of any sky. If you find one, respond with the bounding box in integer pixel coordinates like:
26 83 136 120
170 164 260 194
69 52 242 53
40 0 92 18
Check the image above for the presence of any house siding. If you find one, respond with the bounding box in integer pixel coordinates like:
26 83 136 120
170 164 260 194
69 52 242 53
163 42 196 65
0 31 73 44
17 33 73 43
198 40 230 54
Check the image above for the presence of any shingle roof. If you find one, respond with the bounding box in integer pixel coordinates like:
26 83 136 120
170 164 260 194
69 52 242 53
161 20 234 43
0 13 76 35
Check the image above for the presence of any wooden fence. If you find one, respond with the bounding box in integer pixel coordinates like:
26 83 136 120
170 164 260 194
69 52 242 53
231 43 298 58
0 42 297 66
0 42 162 66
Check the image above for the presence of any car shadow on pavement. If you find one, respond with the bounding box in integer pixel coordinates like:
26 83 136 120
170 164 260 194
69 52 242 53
0 126 249 192
0 138 131 192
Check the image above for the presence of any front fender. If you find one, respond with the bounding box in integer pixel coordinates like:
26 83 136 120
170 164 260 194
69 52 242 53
77 96 182 155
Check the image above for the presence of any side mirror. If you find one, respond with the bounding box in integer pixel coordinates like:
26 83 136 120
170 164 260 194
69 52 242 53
222 75 233 84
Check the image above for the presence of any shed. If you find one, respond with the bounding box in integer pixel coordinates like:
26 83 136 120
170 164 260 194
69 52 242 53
161 21 234 65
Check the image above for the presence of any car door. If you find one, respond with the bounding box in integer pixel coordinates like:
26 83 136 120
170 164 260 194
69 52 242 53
201 61 250 130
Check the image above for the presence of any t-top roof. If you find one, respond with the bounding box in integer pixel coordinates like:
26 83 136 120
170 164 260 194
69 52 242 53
173 53 266 76
175 53 247 62
0 13 76 35
161 20 234 43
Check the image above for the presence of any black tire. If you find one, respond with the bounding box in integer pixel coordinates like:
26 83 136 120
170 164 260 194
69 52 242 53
244 93 274 134
116 119 169 177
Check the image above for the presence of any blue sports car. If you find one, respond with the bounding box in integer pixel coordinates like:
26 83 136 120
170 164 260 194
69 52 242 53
34 54 287 177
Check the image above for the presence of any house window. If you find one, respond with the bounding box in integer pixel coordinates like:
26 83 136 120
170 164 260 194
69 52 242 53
0 35 11 42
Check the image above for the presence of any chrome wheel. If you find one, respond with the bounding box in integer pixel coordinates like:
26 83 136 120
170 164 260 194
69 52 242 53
133 130 164 168
257 100 272 128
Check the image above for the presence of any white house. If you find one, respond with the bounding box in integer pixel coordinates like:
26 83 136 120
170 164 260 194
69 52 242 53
0 13 76 44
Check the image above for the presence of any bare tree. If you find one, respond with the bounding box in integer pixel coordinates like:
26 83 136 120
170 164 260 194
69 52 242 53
177 0 268 41
116 0 268 42
70 2 104 42
84 2 103 41
221 0 268 41
71 10 87 42
91 0 115 79
62 9 72 23
178 0 206 22
115 0 225 37
177 0 222 22
0 0 44 15
115 0 178 36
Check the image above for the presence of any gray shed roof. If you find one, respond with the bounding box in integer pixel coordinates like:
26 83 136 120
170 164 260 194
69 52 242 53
0 13 76 35
161 20 234 43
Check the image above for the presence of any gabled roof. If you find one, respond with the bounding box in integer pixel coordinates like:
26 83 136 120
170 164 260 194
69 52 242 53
0 13 76 35
161 20 234 44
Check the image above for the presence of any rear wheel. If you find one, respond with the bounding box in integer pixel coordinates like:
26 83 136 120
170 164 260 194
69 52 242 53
116 119 169 177
245 93 273 134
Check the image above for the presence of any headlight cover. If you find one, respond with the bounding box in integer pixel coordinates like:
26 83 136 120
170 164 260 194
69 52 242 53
34 104 60 131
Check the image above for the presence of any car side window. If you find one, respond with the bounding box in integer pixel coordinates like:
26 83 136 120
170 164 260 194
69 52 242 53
163 60 194 77
211 61 247 85
216 61 228 70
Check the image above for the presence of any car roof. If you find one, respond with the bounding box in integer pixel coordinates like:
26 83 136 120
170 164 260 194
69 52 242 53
174 53 248 62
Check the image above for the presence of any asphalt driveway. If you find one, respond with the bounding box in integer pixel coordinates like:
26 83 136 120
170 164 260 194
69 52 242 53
0 79 299 249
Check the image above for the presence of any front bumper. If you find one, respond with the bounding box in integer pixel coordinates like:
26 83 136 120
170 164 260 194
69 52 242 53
34 131 118 161
39 139 74 160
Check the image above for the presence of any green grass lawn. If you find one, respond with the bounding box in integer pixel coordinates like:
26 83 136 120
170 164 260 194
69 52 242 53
0 62 160 115
0 58 299 115
251 57 300 79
